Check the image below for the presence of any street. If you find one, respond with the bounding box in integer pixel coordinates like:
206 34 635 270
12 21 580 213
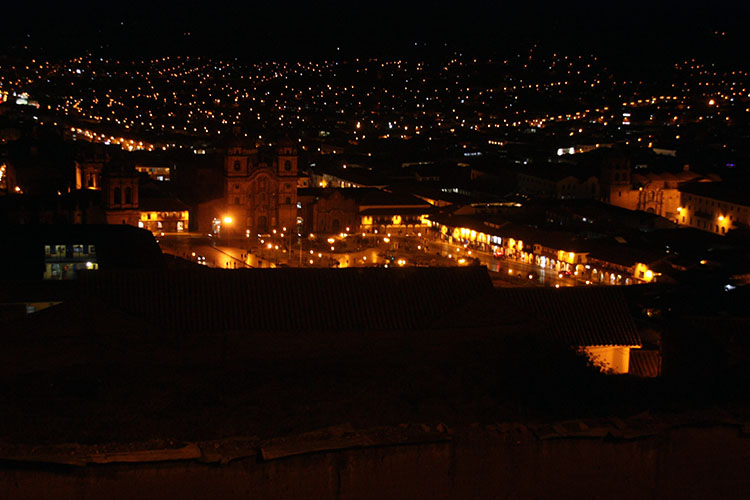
156 231 579 287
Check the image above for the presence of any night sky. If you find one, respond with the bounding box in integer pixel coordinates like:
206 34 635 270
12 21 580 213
1 1 748 66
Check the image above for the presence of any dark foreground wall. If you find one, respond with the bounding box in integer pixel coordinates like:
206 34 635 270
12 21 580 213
2 425 749 500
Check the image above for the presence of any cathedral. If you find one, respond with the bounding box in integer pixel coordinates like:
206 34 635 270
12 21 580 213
223 137 299 236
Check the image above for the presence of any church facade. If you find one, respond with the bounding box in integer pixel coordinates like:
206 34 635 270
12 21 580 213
223 139 299 236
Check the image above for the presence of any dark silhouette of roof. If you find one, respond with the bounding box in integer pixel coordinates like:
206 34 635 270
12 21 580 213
103 154 137 177
493 287 642 347
77 267 493 333
359 206 435 216
629 350 662 377
359 190 438 208
517 162 600 182
0 224 164 280
585 238 664 267
680 181 750 206
139 196 190 212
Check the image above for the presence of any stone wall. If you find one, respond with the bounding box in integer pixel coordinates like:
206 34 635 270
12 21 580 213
2 424 749 500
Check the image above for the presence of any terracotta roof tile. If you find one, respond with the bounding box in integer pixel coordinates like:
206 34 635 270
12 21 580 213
629 350 662 377
78 267 493 333
494 287 642 347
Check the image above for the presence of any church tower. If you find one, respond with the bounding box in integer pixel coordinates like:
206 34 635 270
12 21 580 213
102 158 139 225
224 136 257 209
276 138 299 233
599 149 632 204
277 138 298 177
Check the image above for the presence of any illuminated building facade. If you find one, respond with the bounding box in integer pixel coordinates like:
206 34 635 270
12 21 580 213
297 188 359 235
0 162 16 195
358 191 432 234
103 159 189 233
223 137 298 236
44 243 99 279
604 167 707 221
677 182 750 235
138 207 189 233
430 214 660 285
75 159 104 190
135 163 171 182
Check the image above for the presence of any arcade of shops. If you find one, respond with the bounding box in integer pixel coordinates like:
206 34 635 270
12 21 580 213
427 217 657 286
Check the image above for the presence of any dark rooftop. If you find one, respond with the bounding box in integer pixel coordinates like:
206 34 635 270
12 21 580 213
77 267 493 333
680 181 750 207
493 287 642 347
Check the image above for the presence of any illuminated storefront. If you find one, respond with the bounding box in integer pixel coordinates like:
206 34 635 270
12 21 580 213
43 244 99 280
138 210 189 233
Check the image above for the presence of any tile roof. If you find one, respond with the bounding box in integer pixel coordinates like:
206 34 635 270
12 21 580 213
629 350 662 377
359 206 435 216
358 190 432 208
493 287 642 347
77 267 494 334
139 196 190 212
584 239 664 267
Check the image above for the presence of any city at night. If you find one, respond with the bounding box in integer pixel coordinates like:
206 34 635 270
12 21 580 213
1 3 750 498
